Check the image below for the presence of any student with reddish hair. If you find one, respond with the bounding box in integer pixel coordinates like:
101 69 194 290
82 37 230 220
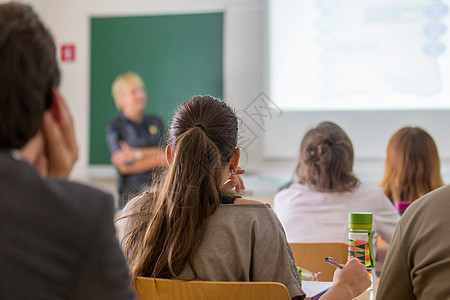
380 126 443 214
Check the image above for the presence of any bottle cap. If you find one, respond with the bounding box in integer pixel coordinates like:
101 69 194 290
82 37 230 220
348 212 373 230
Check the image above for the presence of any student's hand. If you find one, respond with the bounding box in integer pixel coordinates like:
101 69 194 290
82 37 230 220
223 167 246 193
326 258 371 299
40 89 79 179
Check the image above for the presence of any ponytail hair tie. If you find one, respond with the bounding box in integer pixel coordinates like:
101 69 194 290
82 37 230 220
194 124 206 131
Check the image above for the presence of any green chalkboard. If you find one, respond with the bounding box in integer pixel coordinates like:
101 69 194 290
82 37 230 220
89 13 223 165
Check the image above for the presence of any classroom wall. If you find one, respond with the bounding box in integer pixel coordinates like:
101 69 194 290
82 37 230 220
36 0 265 182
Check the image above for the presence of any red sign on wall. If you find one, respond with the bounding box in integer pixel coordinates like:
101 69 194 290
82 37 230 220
61 44 76 62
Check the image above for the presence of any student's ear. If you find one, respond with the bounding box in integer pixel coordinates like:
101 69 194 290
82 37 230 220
229 148 240 172
165 145 173 165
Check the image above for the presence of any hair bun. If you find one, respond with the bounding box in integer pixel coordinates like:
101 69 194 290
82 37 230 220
325 137 335 147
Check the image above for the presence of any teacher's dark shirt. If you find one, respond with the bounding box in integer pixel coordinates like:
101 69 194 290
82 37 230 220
106 113 166 207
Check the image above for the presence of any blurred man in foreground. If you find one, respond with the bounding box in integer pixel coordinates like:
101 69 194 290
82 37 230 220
0 2 133 298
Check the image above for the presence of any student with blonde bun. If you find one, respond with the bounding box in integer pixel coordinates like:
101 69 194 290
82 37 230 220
273 122 400 257
117 99 370 300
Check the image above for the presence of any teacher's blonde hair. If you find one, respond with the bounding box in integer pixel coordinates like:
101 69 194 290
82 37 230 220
111 72 144 111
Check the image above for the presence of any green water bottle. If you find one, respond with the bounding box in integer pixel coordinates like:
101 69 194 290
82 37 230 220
348 212 376 284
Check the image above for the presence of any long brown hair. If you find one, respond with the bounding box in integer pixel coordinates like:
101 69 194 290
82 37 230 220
122 95 238 283
380 127 443 204
295 121 359 192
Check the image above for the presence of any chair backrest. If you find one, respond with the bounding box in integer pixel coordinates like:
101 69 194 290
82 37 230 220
135 277 291 300
289 242 348 281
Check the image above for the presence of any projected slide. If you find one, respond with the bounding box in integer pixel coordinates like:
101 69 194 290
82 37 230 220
269 0 450 110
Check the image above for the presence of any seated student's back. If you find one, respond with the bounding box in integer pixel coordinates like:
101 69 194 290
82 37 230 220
119 196 300 292
273 122 400 251
117 97 371 300
377 185 450 299
0 3 133 298
275 182 398 245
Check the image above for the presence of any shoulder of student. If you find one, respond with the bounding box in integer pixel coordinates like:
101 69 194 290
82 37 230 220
45 178 115 220
403 184 450 220
233 198 266 205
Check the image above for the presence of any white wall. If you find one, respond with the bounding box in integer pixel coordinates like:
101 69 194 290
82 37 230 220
0 0 46 16
264 111 450 184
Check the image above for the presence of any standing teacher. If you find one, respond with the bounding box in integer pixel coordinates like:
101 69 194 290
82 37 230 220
106 72 167 208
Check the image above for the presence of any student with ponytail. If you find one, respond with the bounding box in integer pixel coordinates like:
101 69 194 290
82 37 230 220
117 98 370 300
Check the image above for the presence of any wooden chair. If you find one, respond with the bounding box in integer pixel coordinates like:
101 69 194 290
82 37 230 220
135 277 291 300
289 242 348 281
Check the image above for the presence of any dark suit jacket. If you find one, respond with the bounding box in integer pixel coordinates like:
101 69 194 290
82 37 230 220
0 152 134 299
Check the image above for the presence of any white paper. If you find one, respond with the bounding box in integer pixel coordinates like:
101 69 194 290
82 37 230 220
302 281 333 299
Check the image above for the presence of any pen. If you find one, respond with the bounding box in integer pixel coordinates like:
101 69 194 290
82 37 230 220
325 256 344 269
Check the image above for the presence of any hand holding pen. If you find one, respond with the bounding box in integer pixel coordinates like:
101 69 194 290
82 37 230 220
321 257 371 300
325 256 344 269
